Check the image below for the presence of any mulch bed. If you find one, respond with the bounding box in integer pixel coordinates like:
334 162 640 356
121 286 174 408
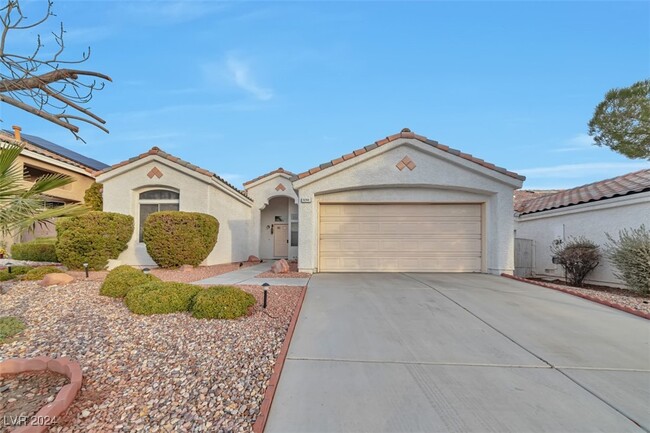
0 280 305 432
1 371 68 432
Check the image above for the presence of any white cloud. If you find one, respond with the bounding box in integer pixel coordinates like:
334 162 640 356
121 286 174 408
219 173 245 184
516 162 650 178
552 133 596 152
224 54 274 101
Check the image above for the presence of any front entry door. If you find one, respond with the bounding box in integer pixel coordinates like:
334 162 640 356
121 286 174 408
273 224 289 257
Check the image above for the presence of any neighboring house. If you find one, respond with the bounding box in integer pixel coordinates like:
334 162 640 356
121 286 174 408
96 129 525 274
0 126 108 246
515 169 650 287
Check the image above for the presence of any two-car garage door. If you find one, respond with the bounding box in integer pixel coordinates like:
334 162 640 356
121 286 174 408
319 203 482 272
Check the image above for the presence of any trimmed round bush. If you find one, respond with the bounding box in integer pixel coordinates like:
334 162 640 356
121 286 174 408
143 212 219 268
84 182 103 211
22 266 64 281
11 238 58 262
606 225 650 294
125 281 201 315
191 285 256 319
56 212 134 270
0 266 32 281
100 265 161 298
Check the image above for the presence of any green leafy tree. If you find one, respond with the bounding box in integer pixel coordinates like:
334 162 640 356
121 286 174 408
588 79 650 159
0 141 86 235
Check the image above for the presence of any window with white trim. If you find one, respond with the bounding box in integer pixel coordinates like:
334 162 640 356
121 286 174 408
139 189 179 241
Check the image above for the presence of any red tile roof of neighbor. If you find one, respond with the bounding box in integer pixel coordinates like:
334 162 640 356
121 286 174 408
94 147 251 200
517 169 650 215
514 189 564 212
243 167 296 186
293 128 526 181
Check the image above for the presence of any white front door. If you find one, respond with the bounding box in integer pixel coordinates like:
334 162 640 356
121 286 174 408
273 224 289 257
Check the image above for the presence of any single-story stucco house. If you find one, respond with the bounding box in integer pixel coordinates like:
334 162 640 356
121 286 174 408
95 129 525 274
515 169 650 287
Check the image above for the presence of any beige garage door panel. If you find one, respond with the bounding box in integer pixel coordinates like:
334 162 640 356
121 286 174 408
319 203 482 272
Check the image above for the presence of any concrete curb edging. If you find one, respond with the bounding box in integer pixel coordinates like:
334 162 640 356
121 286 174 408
501 274 650 321
252 285 308 433
0 356 83 433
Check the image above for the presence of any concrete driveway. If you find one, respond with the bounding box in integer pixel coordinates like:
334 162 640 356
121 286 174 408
264 273 650 433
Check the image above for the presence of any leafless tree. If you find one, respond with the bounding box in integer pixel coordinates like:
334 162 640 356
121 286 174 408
0 0 111 141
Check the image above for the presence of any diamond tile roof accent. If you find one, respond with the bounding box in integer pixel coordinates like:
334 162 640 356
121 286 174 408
275 183 286 191
517 169 650 215
243 167 295 186
94 147 251 201
293 129 525 181
147 167 163 179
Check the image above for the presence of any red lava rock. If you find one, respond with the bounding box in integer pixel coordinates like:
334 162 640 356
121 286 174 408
40 273 74 287
247 255 261 263
271 259 290 274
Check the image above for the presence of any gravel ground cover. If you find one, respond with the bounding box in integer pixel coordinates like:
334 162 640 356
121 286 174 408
0 280 304 432
1 371 68 432
528 279 650 314
256 262 311 279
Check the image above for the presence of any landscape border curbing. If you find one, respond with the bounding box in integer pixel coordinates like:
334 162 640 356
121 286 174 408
0 356 83 433
501 273 650 321
252 285 308 433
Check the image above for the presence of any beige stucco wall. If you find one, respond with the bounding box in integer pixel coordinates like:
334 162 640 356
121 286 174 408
515 192 650 287
17 154 94 203
97 156 253 267
293 138 522 274
245 173 299 260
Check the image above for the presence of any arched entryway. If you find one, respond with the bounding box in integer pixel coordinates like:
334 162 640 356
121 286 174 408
259 196 298 259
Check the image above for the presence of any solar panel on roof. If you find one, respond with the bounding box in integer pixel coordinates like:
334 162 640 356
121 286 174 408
3 130 109 171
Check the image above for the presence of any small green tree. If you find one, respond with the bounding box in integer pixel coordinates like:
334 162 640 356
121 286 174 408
606 225 650 294
551 237 601 287
83 182 103 211
588 79 650 159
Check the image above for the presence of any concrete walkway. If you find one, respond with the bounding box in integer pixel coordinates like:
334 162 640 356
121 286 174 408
192 261 310 286
265 273 650 433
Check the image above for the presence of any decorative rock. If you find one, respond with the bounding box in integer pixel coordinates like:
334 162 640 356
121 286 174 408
271 259 290 274
247 255 261 263
40 273 74 287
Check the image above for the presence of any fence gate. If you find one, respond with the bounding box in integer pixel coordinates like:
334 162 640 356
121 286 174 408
514 238 534 277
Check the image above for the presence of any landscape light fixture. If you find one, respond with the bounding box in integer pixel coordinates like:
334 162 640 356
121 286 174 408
143 268 150 275
262 282 270 309
6 262 11 274
83 263 89 278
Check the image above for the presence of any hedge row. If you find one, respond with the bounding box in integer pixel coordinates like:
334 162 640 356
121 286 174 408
11 238 58 262
100 266 254 319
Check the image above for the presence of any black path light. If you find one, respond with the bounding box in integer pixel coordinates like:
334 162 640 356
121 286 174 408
6 262 12 274
143 268 151 275
83 263 89 278
262 282 270 309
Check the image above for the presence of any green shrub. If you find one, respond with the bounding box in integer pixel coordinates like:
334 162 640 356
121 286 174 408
606 225 650 294
551 236 601 287
0 266 32 281
100 265 161 298
143 212 219 268
56 212 134 270
191 285 255 319
11 238 58 262
0 316 25 343
84 182 103 211
125 281 201 315
22 266 64 281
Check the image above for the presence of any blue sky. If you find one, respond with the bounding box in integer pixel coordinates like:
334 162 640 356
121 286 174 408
2 0 649 189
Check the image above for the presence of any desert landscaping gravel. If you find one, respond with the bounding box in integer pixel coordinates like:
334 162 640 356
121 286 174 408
1 371 68 432
0 279 303 432
528 279 650 315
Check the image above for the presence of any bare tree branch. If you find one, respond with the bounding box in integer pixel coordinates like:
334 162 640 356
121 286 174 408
0 0 110 139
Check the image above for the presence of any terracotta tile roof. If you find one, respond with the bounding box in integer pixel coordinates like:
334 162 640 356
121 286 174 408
518 169 650 215
514 189 563 212
243 167 295 186
94 147 251 201
293 128 525 181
